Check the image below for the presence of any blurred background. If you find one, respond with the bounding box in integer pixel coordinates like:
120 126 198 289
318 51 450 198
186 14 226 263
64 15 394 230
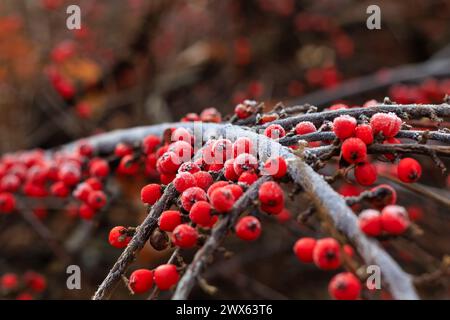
0 0 449 299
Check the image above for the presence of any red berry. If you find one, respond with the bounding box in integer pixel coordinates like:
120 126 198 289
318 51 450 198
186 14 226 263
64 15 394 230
232 137 254 157
159 210 182 232
50 181 70 197
328 103 348 110
343 244 354 258
171 127 192 144
210 188 235 213
341 138 367 164
295 121 316 135
0 174 20 193
173 172 196 193
333 115 357 140
262 156 287 178
293 238 317 263
142 135 161 154
238 171 258 186
157 151 181 175
129 269 153 294
189 201 213 227
109 226 132 248
73 182 93 201
258 181 284 207
276 208 291 223
172 224 198 248
355 124 374 144
224 159 239 181
114 143 133 157
168 141 193 162
24 271 46 293
381 205 410 235
141 184 162 205
154 264 179 290
1 273 18 290
181 187 207 211
178 162 201 174
370 112 402 138
16 293 33 300
328 272 361 300
208 163 224 172
235 216 261 241
160 173 176 184
85 177 103 190
89 158 110 178
358 209 382 236
58 164 81 186
264 124 286 139
313 238 341 270
212 139 233 163
77 141 94 157
370 184 397 209
192 171 213 191
382 137 400 161
397 158 422 183
223 184 243 200
234 102 255 119
87 190 107 209
0 192 16 214
207 181 230 198
181 113 200 122
79 203 95 220
354 162 377 186
233 153 258 176
260 202 284 215
200 107 221 123
407 206 423 221
33 207 47 220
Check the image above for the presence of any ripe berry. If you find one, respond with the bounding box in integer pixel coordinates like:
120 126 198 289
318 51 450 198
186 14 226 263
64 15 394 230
87 190 107 209
370 184 397 209
157 151 181 174
407 206 423 221
85 177 103 190
109 226 132 248
160 173 176 184
114 143 133 157
354 162 377 186
238 171 258 186
58 164 81 186
358 209 382 236
234 102 255 119
117 155 139 175
1 273 18 290
141 184 162 205
50 181 70 198
263 156 287 178
154 264 179 290
173 172 196 193
276 208 291 223
333 115 357 140
159 210 182 232
77 141 94 157
0 174 20 193
178 162 201 174
171 127 192 144
295 121 316 135
189 201 213 227
235 216 261 241
293 238 316 263
142 135 161 154
129 269 153 294
328 272 361 300
341 137 367 164
200 107 221 123
212 139 233 163
210 188 235 213
168 141 193 162
233 153 258 176
192 171 213 191
258 181 284 207
381 205 410 235
88 158 110 178
223 184 243 200
343 245 354 258
355 124 374 144
232 137 254 157
313 238 341 270
207 181 230 198
181 187 207 211
370 112 402 138
24 271 46 293
172 224 198 248
260 202 284 215
397 158 422 183
0 192 16 214
16 293 33 300
264 124 286 139
224 159 239 181
79 204 95 220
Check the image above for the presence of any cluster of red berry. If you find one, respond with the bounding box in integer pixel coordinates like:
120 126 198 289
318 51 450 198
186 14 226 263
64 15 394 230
389 78 450 104
0 271 46 300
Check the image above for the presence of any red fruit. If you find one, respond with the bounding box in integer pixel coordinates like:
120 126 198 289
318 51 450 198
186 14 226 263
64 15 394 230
235 216 261 241
333 115 357 140
358 209 382 236
109 226 132 248
142 135 161 154
276 208 291 223
234 103 255 119
58 164 81 186
50 181 70 198
79 204 95 220
223 184 243 200
173 172 196 193
407 206 423 221
210 188 235 213
200 107 221 123
207 181 230 198
117 155 139 175
341 138 367 164
181 187 207 211
168 141 193 162
178 162 201 174
381 205 410 235
114 143 133 157
77 141 94 157
260 202 284 215
293 238 317 263
343 245 354 258
33 207 47 220
172 224 198 248
295 121 316 135
355 124 374 144
157 151 181 175
354 162 377 186
171 127 192 144
1 273 18 290
154 264 179 290
370 184 397 209
383 137 400 161
328 103 348 110
87 190 107 209
160 173 176 185
129 269 153 294
238 171 258 186
208 163 224 172
141 184 162 205
258 181 284 207
212 139 233 163
0 192 16 213
24 271 46 293
159 210 182 232
89 158 110 178
73 182 93 201
192 171 213 191
0 174 20 193
264 124 286 139
263 156 287 178
370 112 402 138
233 153 258 176
16 293 33 300
189 201 213 227
85 177 103 190
181 113 200 122
397 158 422 183
224 159 239 181
232 137 254 157
329 272 361 300
313 238 341 270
